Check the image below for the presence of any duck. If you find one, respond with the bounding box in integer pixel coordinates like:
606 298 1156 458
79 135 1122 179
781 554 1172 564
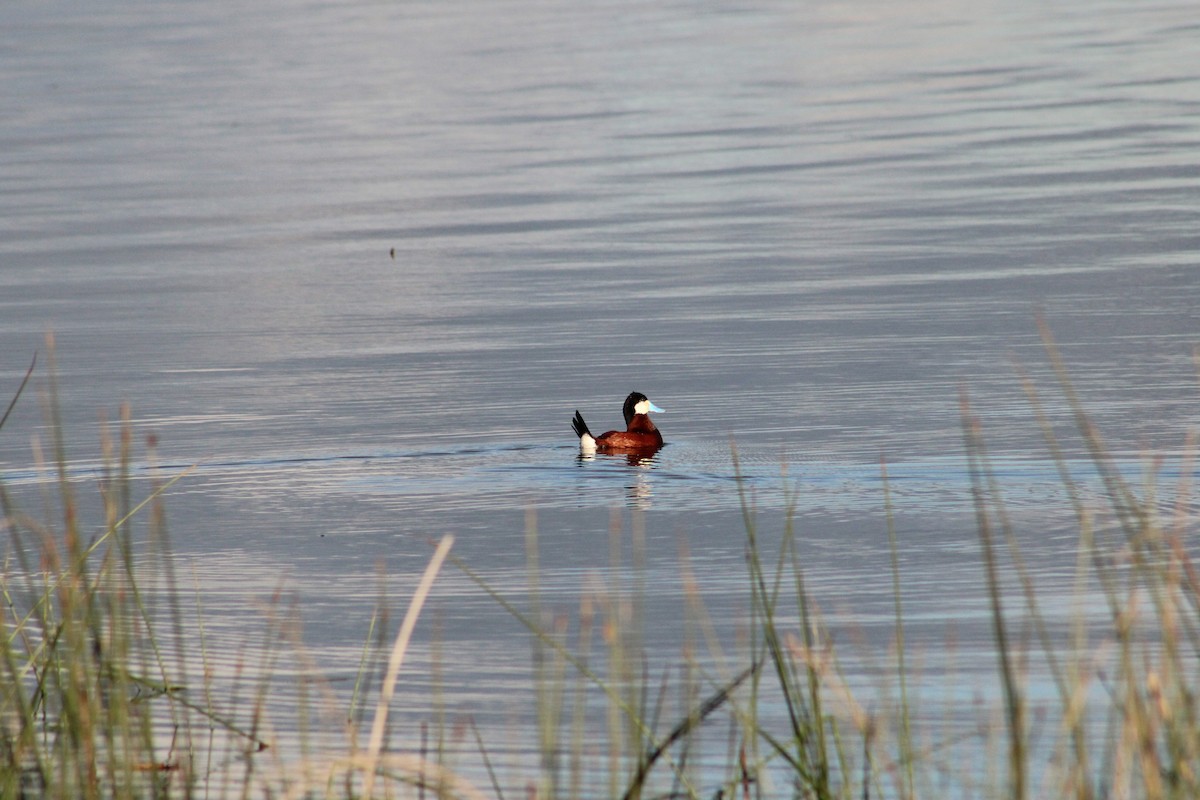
572 392 664 453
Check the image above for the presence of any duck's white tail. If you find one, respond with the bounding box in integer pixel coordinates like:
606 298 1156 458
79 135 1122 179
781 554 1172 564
571 411 597 451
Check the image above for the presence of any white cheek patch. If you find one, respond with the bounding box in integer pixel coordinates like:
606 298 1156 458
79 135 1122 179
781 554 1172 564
634 399 663 415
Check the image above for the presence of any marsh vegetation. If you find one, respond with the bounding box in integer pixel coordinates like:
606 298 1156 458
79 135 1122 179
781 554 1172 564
3 334 1199 798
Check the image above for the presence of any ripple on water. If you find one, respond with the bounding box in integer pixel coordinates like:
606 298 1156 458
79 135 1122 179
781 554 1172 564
17 440 1190 527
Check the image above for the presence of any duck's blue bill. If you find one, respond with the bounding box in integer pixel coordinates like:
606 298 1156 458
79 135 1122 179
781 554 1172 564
648 401 664 413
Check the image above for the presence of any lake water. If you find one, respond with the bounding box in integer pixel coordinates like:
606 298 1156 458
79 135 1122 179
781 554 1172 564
3 0 1199 794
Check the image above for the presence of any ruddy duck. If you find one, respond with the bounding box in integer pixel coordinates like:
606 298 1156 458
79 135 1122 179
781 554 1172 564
572 392 664 453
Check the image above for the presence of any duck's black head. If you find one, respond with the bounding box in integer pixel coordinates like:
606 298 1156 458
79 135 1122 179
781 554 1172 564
622 392 663 427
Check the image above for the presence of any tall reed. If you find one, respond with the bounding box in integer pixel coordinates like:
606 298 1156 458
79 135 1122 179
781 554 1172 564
0 345 259 798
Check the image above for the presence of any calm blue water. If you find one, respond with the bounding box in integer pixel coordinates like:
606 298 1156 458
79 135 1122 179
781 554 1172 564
3 0 1200 793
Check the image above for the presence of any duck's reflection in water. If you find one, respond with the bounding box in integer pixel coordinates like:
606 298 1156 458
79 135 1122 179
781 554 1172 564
576 447 662 509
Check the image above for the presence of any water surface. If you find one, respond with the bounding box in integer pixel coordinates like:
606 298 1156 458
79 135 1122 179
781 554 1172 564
3 0 1199 792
